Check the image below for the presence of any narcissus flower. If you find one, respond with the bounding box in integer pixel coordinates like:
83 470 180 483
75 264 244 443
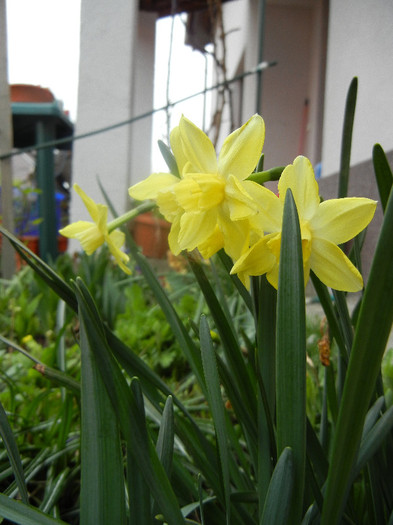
59 184 131 274
231 156 377 292
129 114 269 261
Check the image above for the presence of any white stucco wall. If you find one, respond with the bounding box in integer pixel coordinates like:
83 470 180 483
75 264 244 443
70 1 155 238
322 0 393 176
222 0 327 170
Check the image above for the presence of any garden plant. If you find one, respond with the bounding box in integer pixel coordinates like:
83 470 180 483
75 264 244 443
1 78 393 524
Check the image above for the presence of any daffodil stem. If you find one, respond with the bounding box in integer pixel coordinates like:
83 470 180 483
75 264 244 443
107 202 156 233
247 166 285 185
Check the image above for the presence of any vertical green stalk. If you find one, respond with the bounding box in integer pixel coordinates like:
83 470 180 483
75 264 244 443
276 189 306 524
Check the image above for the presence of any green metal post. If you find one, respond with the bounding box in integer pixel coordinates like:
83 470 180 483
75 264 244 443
36 119 57 262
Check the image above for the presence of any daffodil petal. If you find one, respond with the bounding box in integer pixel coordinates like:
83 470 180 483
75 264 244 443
179 209 217 251
74 184 101 223
310 237 363 292
230 236 276 280
312 198 377 244
178 115 217 174
107 231 131 274
266 263 279 290
129 173 179 201
59 221 94 238
218 114 265 180
168 217 182 255
244 181 283 232
221 218 251 260
198 227 224 259
278 156 319 220
170 126 188 175
225 175 259 221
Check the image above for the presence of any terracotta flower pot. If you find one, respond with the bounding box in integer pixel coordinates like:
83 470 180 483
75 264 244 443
130 212 170 259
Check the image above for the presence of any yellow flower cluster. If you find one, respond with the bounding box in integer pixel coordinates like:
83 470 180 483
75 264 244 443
61 115 377 292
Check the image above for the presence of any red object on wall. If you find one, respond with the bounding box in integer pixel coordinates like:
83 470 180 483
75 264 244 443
10 84 55 103
130 212 170 259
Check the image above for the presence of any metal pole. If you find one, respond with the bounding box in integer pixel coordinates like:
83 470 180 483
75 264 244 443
36 120 57 262
0 0 15 278
255 0 266 114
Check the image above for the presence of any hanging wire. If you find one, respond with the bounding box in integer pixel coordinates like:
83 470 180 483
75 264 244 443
165 0 177 142
1 61 276 161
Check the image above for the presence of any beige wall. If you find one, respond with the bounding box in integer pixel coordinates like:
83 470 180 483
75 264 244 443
71 1 155 241
322 0 393 176
222 0 328 170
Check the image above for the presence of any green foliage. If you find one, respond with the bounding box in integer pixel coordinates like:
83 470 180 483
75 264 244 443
0 79 393 525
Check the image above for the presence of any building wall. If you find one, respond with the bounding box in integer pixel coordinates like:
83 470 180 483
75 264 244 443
222 0 328 171
322 0 393 176
70 1 155 239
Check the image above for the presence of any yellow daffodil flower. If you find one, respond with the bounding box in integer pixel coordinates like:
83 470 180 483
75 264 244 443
231 156 377 292
59 184 131 274
129 114 269 261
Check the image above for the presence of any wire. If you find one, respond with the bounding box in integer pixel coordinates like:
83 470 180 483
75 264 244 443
1 60 276 161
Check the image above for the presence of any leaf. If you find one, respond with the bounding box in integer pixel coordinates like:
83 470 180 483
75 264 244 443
0 492 67 525
73 278 185 524
321 158 393 525
276 189 306 524
373 143 393 212
0 402 29 504
200 315 230 523
0 226 77 311
338 77 357 199
127 380 153 525
156 396 175 477
158 140 180 178
352 405 393 483
78 292 127 525
260 447 294 525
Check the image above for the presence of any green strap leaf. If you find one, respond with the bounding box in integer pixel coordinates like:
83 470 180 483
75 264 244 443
321 155 393 525
276 189 306 525
338 77 357 199
158 140 180 178
0 492 67 525
200 315 230 524
73 278 185 525
373 143 393 212
156 396 175 477
78 293 126 525
128 379 153 525
260 447 294 525
0 402 29 504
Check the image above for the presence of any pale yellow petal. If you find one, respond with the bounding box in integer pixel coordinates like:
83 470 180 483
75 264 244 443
76 225 104 255
218 114 265 180
311 198 377 244
225 175 259 221
278 156 319 220
107 231 131 274
168 217 182 255
178 209 217 251
74 184 101 223
170 126 188 175
59 221 94 238
198 227 224 259
230 236 276 279
129 173 179 201
243 180 283 232
156 191 180 222
221 218 251 261
178 115 217 174
310 238 363 292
